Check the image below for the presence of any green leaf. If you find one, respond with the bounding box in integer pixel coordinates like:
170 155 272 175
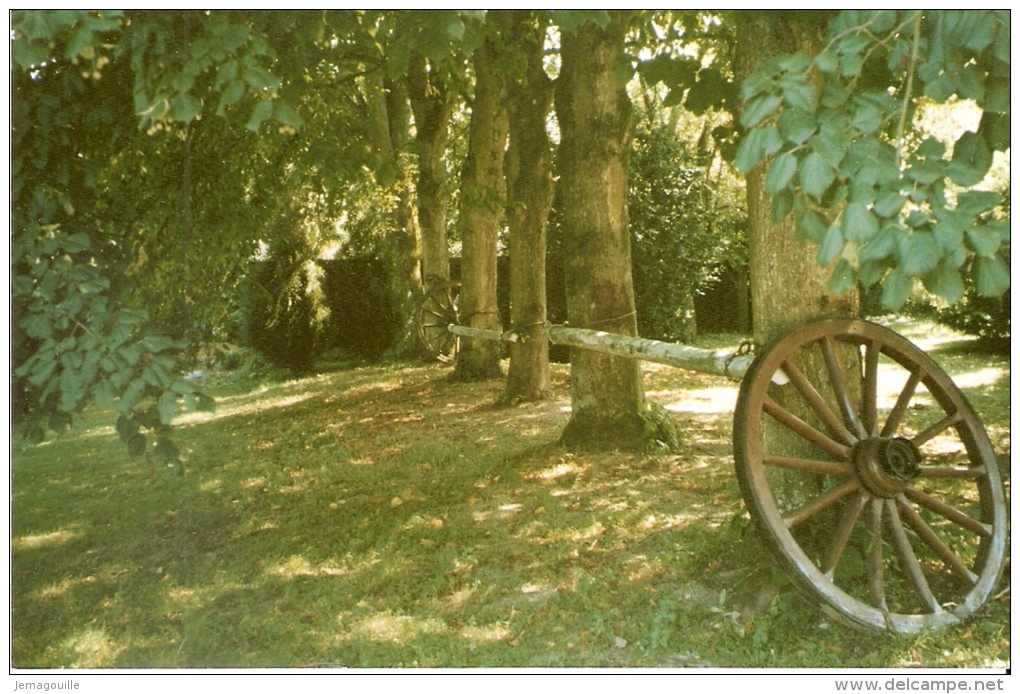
983 76 1010 114
139 335 177 353
217 80 246 115
126 431 147 458
116 415 139 442
778 109 817 145
967 226 1002 257
827 259 857 295
170 379 196 395
116 378 146 415
924 263 965 305
170 93 201 123
955 190 1001 218
798 153 837 200
764 152 797 196
841 202 879 243
196 393 217 413
809 128 849 169
770 189 794 224
857 260 885 288
850 102 883 135
13 40 51 70
816 224 844 265
733 126 781 175
947 131 992 186
153 435 180 462
778 77 816 112
974 254 1010 297
741 72 773 102
839 52 863 78
94 380 115 408
979 111 1010 152
273 100 304 129
899 232 940 277
553 10 610 34
873 191 906 219
881 269 912 311
215 59 240 89
246 98 274 132
158 391 177 426
741 93 782 128
963 11 996 52
613 55 636 88
244 65 280 93
916 137 947 159
65 25 95 59
814 50 839 75
796 209 830 244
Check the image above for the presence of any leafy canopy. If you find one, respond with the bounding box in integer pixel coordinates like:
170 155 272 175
734 10 1010 310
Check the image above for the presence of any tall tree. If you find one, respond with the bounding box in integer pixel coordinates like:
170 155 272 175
454 18 510 381
407 52 457 286
503 10 554 402
555 11 647 449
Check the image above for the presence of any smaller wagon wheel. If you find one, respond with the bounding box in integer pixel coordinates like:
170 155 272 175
415 280 461 364
733 319 1007 633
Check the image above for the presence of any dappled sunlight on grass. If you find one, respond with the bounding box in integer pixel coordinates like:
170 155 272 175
13 527 80 550
176 390 322 427
951 366 1007 390
351 612 448 644
10 325 1011 668
57 628 123 668
268 555 354 579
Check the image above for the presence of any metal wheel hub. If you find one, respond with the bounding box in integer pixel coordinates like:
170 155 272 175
853 436 922 498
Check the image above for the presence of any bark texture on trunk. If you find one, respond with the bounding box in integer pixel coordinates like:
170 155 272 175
734 12 858 347
735 11 860 507
504 10 554 402
455 27 509 381
408 53 455 286
368 70 422 357
556 12 646 449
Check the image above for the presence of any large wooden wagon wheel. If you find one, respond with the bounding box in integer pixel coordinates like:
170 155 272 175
733 319 1007 632
415 280 461 364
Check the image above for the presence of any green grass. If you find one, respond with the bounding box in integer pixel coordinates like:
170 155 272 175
11 322 1010 668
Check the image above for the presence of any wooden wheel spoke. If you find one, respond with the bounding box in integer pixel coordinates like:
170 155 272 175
895 497 978 586
763 454 852 475
885 499 942 613
863 340 880 436
783 479 859 529
903 487 991 538
424 307 452 321
781 356 857 446
762 395 852 460
821 336 866 438
880 368 924 437
822 492 867 577
868 498 887 610
912 412 965 448
917 466 987 480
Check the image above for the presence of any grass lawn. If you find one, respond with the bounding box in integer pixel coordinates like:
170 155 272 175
10 319 1010 669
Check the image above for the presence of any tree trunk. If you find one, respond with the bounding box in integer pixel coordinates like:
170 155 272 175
735 11 859 506
503 10 553 402
735 12 858 345
556 11 647 450
366 67 422 357
408 52 455 286
454 25 509 381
